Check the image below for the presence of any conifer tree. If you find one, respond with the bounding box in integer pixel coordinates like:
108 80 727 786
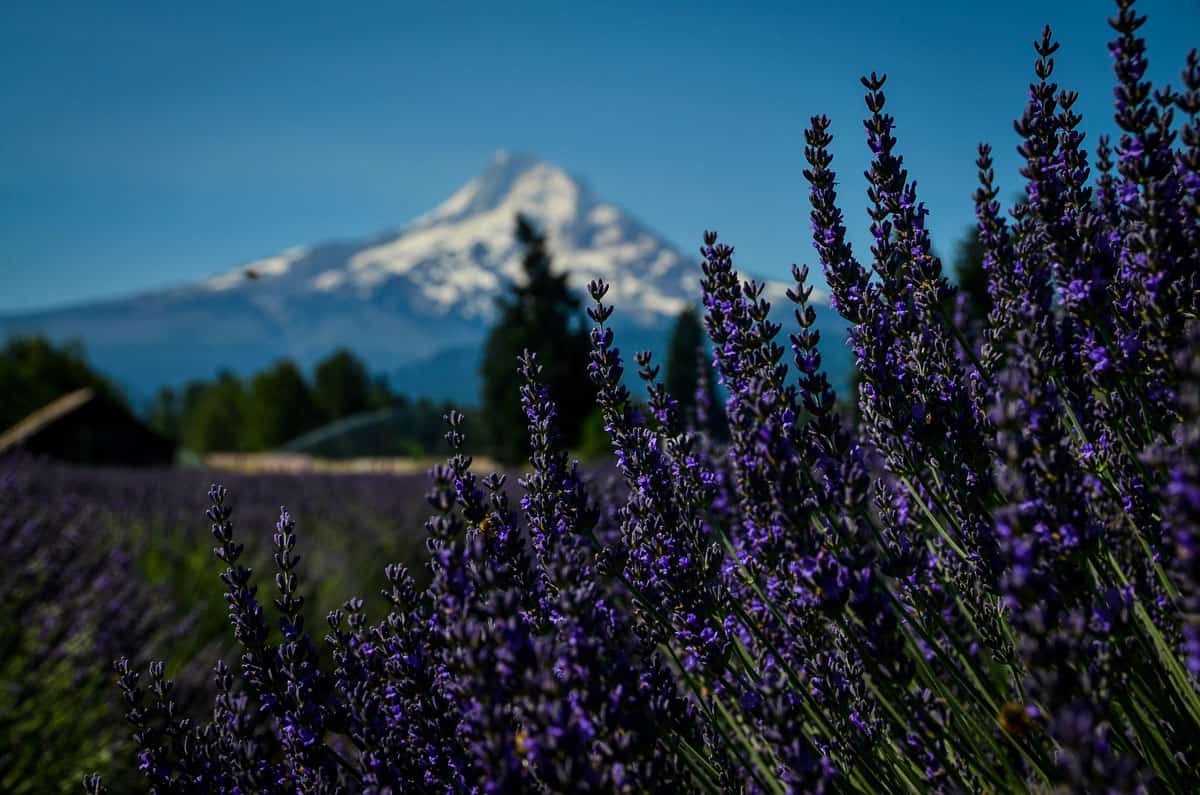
480 215 591 463
313 348 372 421
952 224 990 328
664 305 722 433
245 360 323 449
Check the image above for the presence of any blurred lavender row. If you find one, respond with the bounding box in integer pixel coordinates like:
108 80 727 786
0 453 433 794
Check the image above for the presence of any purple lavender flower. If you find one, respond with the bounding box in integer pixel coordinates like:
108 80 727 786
84 2 1200 792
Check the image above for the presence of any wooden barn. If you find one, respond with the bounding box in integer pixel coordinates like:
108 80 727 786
0 387 175 467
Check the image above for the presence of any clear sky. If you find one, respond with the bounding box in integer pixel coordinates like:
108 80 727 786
1 0 1197 313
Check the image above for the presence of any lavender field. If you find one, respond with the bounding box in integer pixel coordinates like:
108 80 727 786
1 455 434 793
3 0 1200 792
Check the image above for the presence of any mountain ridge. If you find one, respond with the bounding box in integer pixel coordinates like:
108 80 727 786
1 151 845 404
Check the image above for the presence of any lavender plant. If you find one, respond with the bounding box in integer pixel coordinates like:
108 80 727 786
91 2 1199 791
0 453 168 795
0 456 436 793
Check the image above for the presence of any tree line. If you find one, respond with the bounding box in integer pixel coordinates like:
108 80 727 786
3 215 988 463
146 350 468 455
0 337 127 430
0 338 470 457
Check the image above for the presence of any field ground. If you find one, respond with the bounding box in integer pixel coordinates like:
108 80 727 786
203 450 505 474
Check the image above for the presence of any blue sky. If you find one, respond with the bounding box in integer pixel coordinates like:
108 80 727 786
1 0 1197 313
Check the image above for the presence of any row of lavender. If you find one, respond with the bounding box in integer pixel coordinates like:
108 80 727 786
41 462 434 604
90 2 1199 792
0 457 432 794
1 455 170 795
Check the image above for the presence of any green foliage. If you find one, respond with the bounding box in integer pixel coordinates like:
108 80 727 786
0 643 134 795
366 375 395 411
0 336 125 430
576 408 611 462
181 371 249 453
382 395 474 454
480 214 592 464
282 395 476 459
313 348 372 420
664 305 722 432
146 386 182 440
665 305 705 409
154 350 461 457
952 223 991 326
134 534 232 674
244 360 324 449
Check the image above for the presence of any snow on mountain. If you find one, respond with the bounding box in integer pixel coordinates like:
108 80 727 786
0 151 837 402
197 151 728 325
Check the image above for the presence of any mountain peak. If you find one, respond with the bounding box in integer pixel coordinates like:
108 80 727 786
196 150 696 325
489 148 547 173
0 153 843 402
485 150 580 187
415 151 587 230
345 151 698 323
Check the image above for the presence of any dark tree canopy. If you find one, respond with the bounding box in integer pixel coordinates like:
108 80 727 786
480 214 592 464
183 371 248 453
665 305 705 410
313 348 372 421
245 360 324 450
0 336 125 430
148 350 468 456
664 305 722 433
147 386 182 440
952 224 991 329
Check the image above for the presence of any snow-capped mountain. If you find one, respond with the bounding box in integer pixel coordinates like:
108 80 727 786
0 151 840 403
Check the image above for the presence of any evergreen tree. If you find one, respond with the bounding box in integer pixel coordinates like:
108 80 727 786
147 386 181 439
480 214 592 464
313 348 372 421
245 360 323 449
183 371 248 453
0 336 125 430
180 379 214 421
952 224 990 328
366 375 396 410
163 358 421 455
663 305 722 430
